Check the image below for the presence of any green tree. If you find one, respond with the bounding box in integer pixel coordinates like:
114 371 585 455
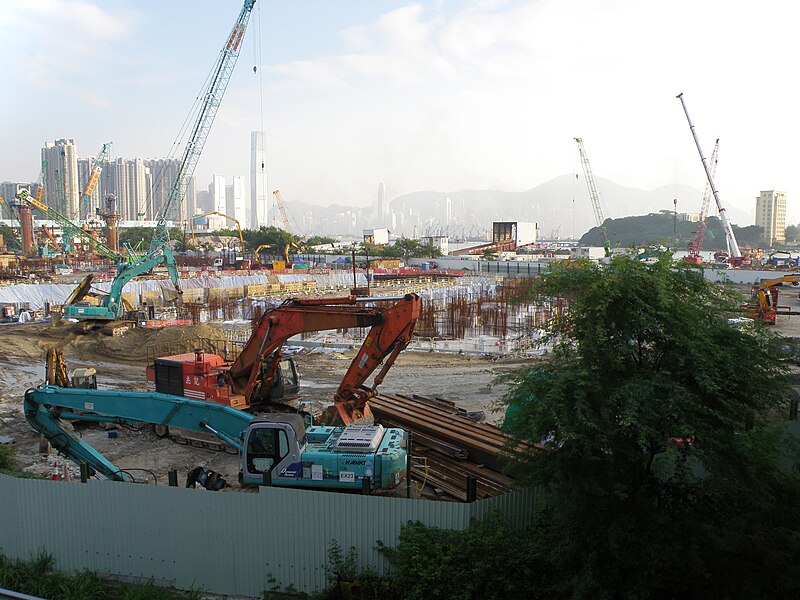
118 226 184 251
786 224 799 243
305 235 338 248
0 223 20 250
502 255 800 598
241 226 297 250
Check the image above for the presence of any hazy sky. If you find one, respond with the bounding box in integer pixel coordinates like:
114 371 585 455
2 0 798 225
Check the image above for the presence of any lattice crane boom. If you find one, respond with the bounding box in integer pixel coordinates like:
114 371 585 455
15 189 119 261
677 93 741 260
687 139 719 259
272 189 293 235
574 137 611 257
79 142 112 222
149 0 256 254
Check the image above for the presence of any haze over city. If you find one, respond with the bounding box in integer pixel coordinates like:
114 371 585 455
2 0 798 227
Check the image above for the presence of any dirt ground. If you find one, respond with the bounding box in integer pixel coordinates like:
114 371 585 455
0 321 529 486
5 280 800 488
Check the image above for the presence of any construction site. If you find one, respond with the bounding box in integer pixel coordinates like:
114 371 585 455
4 0 800 597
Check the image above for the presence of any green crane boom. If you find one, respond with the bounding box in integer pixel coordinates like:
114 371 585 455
64 0 256 321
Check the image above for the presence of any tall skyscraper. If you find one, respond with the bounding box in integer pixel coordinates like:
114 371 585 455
42 139 80 218
250 131 268 229
376 182 387 226
226 176 246 225
209 174 226 230
755 190 787 246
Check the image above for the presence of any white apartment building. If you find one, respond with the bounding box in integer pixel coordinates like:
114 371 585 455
755 190 786 246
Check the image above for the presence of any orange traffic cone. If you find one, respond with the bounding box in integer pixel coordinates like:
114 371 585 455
51 460 61 481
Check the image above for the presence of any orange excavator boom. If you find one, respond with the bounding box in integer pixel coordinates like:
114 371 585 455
226 293 421 424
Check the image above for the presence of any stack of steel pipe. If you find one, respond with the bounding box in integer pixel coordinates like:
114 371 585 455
370 393 521 501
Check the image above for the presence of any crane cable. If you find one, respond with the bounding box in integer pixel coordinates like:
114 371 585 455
253 1 268 227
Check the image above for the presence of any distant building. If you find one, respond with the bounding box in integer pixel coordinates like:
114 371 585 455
226 176 246 225
492 221 537 248
143 158 182 222
208 175 226 230
364 228 389 246
421 235 448 255
250 131 268 229
375 182 388 227
570 246 608 260
755 190 786 246
42 139 80 219
658 210 701 223
114 157 149 221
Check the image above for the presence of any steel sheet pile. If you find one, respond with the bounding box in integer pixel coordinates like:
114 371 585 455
370 393 520 502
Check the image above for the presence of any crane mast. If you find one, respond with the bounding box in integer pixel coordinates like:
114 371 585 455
686 139 719 263
62 0 255 322
79 142 112 222
149 0 256 254
676 93 742 262
574 137 611 257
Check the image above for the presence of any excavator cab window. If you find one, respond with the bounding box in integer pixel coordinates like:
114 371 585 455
246 427 289 474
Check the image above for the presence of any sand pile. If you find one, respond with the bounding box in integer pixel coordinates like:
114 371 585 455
0 322 226 364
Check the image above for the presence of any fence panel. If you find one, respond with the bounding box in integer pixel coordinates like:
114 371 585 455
0 474 537 596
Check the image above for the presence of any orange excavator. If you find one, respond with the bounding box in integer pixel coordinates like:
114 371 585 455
146 293 421 425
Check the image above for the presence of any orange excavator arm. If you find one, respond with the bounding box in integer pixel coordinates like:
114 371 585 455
225 294 421 424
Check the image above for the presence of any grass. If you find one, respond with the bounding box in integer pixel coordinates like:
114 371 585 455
0 443 44 479
0 551 208 600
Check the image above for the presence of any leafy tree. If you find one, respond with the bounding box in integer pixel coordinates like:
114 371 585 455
118 227 184 251
786 224 799 243
305 235 338 248
579 213 766 250
502 255 800 598
388 237 441 259
241 226 297 251
0 223 20 250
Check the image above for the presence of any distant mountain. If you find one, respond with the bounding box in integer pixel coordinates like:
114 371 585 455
279 175 752 240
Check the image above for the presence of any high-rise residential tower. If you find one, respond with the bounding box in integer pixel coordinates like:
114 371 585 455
755 190 786 246
250 131 268 229
42 139 80 218
143 158 182 221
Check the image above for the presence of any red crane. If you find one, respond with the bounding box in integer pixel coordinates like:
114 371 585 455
684 139 719 264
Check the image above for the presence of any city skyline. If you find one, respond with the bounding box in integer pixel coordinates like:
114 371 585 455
2 1 798 228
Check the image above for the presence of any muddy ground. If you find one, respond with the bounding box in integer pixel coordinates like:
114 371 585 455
0 321 531 486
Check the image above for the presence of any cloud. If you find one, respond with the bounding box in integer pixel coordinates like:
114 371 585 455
2 0 138 91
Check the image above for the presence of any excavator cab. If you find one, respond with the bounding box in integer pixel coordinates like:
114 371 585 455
267 357 300 402
71 367 97 390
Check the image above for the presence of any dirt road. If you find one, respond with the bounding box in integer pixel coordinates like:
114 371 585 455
0 322 530 485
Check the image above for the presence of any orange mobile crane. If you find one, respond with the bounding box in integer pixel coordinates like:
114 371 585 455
146 293 421 425
747 274 800 325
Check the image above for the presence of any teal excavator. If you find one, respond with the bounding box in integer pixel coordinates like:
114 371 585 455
25 385 407 491
63 0 256 321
